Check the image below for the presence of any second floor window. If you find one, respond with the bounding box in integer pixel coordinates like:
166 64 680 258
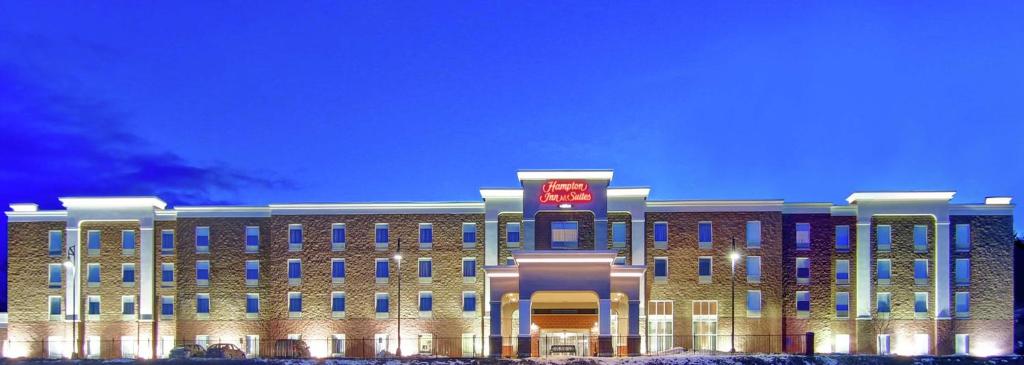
161 263 174 284
245 260 259 285
122 264 136 286
795 223 810 250
795 258 810 284
246 294 259 314
288 292 302 314
551 221 578 249
914 292 928 318
418 259 432 283
954 292 969 318
197 293 210 315
87 264 100 286
288 259 302 285
746 290 762 317
48 264 62 288
332 259 346 283
654 257 668 281
462 258 476 281
796 291 810 317
746 256 761 283
507 222 521 246
835 260 850 285
463 292 477 312
612 222 627 247
835 292 849 318
877 293 892 316
375 259 389 282
877 259 892 285
196 261 210 286
375 293 389 314
914 259 929 286
955 259 970 285
332 292 346 313
697 257 712 283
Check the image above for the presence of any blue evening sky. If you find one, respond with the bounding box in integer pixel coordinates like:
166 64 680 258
1 2 1022 307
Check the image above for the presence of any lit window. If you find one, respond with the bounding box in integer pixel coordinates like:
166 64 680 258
245 260 259 286
653 222 668 248
955 259 970 286
914 259 928 286
876 225 891 251
877 334 891 355
746 221 761 248
954 292 969 318
48 230 62 256
331 223 346 251
835 292 849 319
746 256 761 283
196 226 210 253
955 224 970 252
331 334 346 357
331 258 346 284
835 225 850 252
375 293 389 317
647 301 674 352
914 334 929 355
161 230 174 255
87 296 100 317
287 259 301 286
87 230 101 255
418 258 432 283
551 221 578 249
122 295 136 317
877 259 892 285
122 230 136 255
955 334 969 355
654 257 668 281
288 224 303 251
463 223 477 248
795 291 810 318
835 260 850 285
375 258 389 283
245 293 259 315
161 263 174 286
913 225 928 253
122 263 136 287
288 292 302 316
375 224 389 249
834 334 850 354
462 292 477 312
698 221 712 249
87 263 100 286
161 296 174 318
795 223 810 250
419 223 433 249
506 222 521 247
418 291 433 314
48 263 63 288
914 292 928 319
612 222 627 248
795 258 809 284
746 290 761 317
697 257 711 284
245 226 259 253
876 293 892 318
196 293 210 317
331 292 346 317
195 260 210 287
462 258 476 283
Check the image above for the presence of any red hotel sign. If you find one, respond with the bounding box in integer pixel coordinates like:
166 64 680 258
539 180 593 204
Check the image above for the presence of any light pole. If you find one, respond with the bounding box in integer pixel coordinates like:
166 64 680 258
63 260 76 359
729 238 739 353
393 238 403 358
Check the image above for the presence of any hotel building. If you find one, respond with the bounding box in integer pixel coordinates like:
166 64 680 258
1 170 1015 358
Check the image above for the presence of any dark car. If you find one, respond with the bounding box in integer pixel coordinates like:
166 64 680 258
273 339 310 358
205 343 246 359
168 344 206 359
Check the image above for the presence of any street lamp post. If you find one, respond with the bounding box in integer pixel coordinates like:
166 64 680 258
394 238 403 358
729 238 739 353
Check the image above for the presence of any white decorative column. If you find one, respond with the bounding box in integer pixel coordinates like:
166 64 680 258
934 220 951 318
630 219 645 265
855 219 872 318
485 220 499 266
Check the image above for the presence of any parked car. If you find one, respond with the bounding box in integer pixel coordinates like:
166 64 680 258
205 343 246 359
273 339 310 358
168 344 206 359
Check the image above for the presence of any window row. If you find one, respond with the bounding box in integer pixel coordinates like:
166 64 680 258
189 223 478 254
651 221 762 250
652 256 763 284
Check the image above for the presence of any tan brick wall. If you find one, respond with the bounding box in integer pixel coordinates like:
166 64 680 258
7 220 68 354
949 215 1014 355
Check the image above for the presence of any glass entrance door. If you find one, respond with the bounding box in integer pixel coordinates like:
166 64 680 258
539 330 590 356
692 301 719 352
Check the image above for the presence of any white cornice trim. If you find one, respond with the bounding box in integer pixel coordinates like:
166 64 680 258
607 187 651 198
269 201 484 215
9 203 38 212
985 196 1013 205
479 188 523 199
174 206 270 218
516 170 614 181
6 210 68 222
60 197 167 210
646 200 784 212
949 204 1015 216
783 203 833 214
846 192 955 204
830 206 858 216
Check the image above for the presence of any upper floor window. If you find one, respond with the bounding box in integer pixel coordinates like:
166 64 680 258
87 263 100 286
331 224 346 251
654 257 668 282
697 257 712 284
331 292 346 316
835 260 850 285
122 230 136 255
653 222 668 248
288 292 302 315
877 293 892 317
877 259 892 285
697 222 712 249
955 259 970 286
914 292 928 318
197 293 211 316
462 258 476 283
746 290 762 318
462 292 477 312
375 224 389 250
48 230 62 256
795 291 810 318
746 221 761 249
835 225 850 252
48 263 62 288
551 221 579 249
418 291 433 313
955 224 971 252
375 293 389 315
288 224 303 251
331 258 346 284
87 296 100 317
913 225 928 253
196 260 210 287
795 258 809 284
835 292 849 319
287 259 302 286
954 292 970 318
913 259 928 286
246 294 260 315
161 296 174 318
612 222 627 248
419 224 433 249
418 258 433 283
122 263 136 287
87 230 101 255
245 260 259 286
196 227 210 253
876 225 892 251
161 230 175 255
161 263 174 285
746 256 761 283
245 226 259 253
795 223 810 250
463 223 477 248
122 295 136 317
375 259 389 283
506 222 521 247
